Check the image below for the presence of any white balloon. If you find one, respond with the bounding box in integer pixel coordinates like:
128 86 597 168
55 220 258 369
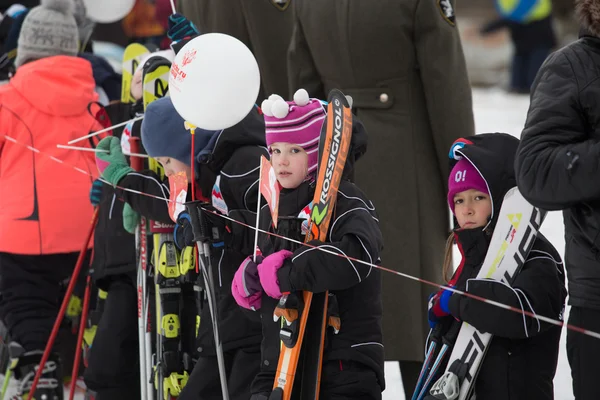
83 0 135 24
169 33 261 130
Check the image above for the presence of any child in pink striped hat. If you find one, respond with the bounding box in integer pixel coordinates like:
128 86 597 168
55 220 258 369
232 89 386 399
261 89 326 188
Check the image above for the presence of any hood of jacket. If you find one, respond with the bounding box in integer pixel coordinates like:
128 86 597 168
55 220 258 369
449 133 520 229
197 106 267 173
10 55 97 116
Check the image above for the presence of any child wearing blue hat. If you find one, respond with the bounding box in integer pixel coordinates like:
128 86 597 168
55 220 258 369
94 95 268 400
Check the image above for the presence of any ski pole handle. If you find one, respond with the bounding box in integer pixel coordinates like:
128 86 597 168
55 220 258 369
185 201 211 244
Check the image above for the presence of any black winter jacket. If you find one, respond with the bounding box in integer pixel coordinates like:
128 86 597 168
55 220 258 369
480 16 556 54
250 119 384 395
446 133 566 400
90 184 136 290
515 32 600 310
117 108 268 354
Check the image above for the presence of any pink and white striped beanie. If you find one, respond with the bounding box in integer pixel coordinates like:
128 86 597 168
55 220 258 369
262 89 327 174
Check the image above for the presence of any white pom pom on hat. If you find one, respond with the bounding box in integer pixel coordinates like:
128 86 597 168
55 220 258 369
293 89 309 106
40 0 74 14
268 94 284 102
271 99 290 119
261 99 274 117
261 89 316 119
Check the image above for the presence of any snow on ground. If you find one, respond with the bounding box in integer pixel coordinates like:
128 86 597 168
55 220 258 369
1 88 574 399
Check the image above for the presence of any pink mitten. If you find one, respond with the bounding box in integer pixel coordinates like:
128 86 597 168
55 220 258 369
231 256 263 311
258 250 293 299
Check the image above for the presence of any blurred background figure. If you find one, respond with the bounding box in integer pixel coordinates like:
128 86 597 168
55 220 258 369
178 0 293 99
122 0 166 50
476 0 556 93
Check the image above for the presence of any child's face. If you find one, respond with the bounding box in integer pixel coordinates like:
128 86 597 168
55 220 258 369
156 157 192 181
453 189 492 229
131 68 143 101
270 142 308 189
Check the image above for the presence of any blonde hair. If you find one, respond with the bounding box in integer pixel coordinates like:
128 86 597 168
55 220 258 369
442 231 456 283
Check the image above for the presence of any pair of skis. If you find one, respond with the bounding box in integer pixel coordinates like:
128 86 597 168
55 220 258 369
412 186 546 400
123 42 197 400
269 89 353 400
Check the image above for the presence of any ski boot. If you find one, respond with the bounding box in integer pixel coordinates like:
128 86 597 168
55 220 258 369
7 343 63 400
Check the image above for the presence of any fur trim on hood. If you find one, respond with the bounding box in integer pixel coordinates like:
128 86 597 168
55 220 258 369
577 0 600 37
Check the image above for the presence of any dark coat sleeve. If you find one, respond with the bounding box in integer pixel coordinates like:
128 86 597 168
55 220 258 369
219 146 269 213
480 18 508 35
448 242 566 340
277 183 383 293
116 170 172 223
516 50 600 209
218 145 269 255
415 0 475 185
287 1 325 100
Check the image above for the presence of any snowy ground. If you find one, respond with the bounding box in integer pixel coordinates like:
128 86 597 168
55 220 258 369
1 87 573 399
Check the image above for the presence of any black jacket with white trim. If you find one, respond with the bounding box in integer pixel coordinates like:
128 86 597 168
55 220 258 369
116 108 268 355
445 133 566 400
251 178 385 394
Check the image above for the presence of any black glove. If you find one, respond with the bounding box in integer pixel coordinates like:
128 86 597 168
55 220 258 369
167 13 199 42
173 204 228 250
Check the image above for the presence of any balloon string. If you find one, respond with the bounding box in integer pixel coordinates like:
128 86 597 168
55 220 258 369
170 0 176 14
190 129 196 202
190 128 199 274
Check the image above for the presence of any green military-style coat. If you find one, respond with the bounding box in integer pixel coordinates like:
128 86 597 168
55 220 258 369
288 0 475 362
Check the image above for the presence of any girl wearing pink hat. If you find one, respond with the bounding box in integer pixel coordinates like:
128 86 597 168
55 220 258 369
426 133 566 400
231 89 385 399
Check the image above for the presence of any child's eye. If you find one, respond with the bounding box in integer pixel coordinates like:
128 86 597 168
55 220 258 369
271 148 280 154
291 148 301 154
475 195 486 201
454 198 463 205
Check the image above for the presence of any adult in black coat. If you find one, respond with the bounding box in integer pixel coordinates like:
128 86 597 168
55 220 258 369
515 1 600 397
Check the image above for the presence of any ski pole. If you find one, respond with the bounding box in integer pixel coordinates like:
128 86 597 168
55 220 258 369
0 365 11 400
68 274 92 400
27 209 99 400
129 136 153 400
186 201 230 400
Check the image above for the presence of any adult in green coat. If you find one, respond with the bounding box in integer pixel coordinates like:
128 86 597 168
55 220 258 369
287 0 475 396
177 0 293 99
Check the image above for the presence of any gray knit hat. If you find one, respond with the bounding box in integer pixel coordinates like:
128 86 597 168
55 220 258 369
15 0 79 68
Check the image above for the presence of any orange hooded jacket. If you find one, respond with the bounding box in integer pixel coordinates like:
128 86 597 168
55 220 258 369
0 56 100 255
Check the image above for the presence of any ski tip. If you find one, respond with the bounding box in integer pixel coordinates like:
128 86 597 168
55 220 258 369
326 89 351 108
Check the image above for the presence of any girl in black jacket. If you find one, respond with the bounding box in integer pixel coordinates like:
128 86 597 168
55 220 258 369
428 133 566 400
231 90 385 400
